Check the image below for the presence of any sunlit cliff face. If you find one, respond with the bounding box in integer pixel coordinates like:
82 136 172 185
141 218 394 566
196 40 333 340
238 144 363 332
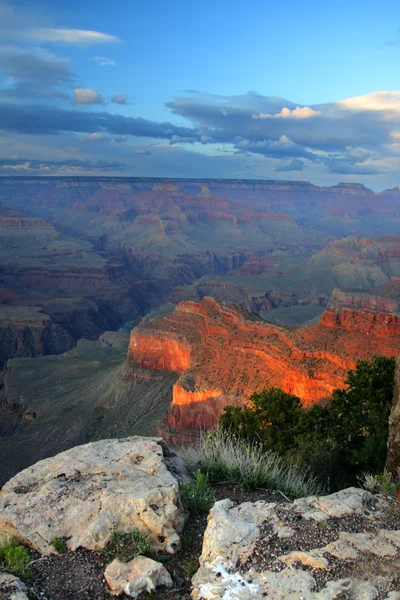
125 298 400 434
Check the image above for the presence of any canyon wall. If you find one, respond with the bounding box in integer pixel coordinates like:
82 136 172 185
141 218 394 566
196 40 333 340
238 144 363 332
125 298 400 438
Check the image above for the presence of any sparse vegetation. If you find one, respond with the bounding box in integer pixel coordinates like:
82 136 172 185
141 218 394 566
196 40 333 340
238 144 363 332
362 473 399 498
182 557 199 577
102 529 151 563
179 472 216 513
180 428 322 498
51 536 67 554
0 539 32 579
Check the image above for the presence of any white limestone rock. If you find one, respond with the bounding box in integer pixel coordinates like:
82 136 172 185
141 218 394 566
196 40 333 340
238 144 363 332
0 572 29 600
192 488 399 600
0 436 184 554
104 555 173 597
293 487 388 521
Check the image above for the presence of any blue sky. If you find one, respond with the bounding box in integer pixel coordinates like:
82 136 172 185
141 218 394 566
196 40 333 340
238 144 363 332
1 0 400 188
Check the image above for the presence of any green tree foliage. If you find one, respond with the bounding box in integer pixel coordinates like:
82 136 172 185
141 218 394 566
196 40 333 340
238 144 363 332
219 356 396 491
220 387 303 454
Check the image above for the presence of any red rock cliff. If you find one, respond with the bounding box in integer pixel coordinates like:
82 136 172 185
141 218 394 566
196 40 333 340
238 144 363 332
125 298 400 435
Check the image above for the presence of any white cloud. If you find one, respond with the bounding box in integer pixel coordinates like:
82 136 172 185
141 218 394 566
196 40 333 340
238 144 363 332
252 106 321 119
338 91 400 113
111 94 128 105
23 28 120 46
92 56 116 67
73 87 102 104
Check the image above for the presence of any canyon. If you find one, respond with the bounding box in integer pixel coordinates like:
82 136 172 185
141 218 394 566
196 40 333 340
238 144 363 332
1 176 400 479
126 295 400 440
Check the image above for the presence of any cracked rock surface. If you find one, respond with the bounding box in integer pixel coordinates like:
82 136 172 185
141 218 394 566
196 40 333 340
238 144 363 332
0 571 29 600
192 487 400 599
0 436 184 555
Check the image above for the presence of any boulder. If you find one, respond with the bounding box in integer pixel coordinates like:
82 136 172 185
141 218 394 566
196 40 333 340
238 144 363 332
104 556 172 597
386 357 400 479
0 572 29 600
192 488 400 599
0 437 184 554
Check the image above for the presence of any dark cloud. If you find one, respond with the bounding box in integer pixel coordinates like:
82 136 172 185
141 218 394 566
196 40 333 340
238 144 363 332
0 102 200 140
0 156 126 171
0 45 74 102
275 158 304 172
324 157 383 175
0 46 74 84
236 136 317 161
132 149 152 155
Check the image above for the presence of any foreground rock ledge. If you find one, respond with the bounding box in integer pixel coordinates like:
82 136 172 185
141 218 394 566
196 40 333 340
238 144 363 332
0 436 184 554
192 487 400 600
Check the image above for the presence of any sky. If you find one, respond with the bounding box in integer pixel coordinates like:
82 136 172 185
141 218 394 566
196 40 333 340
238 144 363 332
1 0 400 188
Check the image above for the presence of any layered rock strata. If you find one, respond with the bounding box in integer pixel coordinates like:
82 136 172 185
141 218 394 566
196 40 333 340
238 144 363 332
126 298 400 435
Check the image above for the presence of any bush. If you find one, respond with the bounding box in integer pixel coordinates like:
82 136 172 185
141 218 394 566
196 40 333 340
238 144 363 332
0 541 31 579
103 529 151 563
218 356 396 492
220 387 303 454
51 536 67 554
180 472 215 513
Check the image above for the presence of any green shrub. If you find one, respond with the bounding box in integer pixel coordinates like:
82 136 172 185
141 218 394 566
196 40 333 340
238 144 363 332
220 387 303 454
103 529 151 563
0 541 31 579
51 536 67 554
218 356 396 492
180 472 215 513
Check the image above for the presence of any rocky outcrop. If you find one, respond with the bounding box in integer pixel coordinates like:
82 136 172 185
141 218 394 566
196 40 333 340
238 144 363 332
125 298 400 435
192 488 400 599
0 307 74 366
386 358 400 479
0 437 184 554
105 556 172 597
321 307 400 337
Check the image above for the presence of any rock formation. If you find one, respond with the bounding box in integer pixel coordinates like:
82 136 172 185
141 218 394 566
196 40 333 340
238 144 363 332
0 437 184 555
125 298 400 437
192 488 400 599
386 358 400 479
105 556 172 597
